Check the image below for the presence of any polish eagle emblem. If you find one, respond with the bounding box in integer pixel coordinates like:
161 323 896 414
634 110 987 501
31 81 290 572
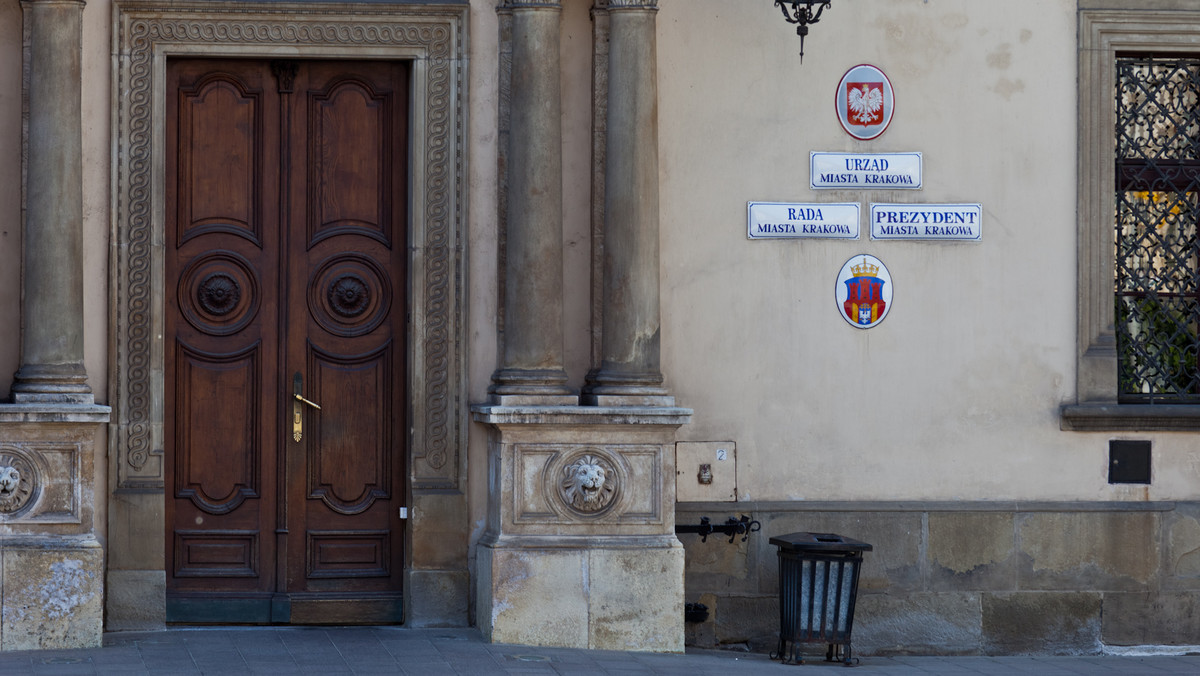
846 82 884 126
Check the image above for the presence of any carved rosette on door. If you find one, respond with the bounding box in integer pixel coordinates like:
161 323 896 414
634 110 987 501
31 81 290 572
309 254 391 337
179 252 261 336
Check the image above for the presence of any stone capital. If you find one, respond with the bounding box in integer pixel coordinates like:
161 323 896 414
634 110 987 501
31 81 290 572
604 0 658 10
19 0 87 9
506 0 562 9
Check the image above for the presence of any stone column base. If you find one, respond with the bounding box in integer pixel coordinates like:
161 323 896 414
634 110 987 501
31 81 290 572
0 404 109 650
471 405 691 652
478 534 684 652
105 569 166 632
0 536 103 650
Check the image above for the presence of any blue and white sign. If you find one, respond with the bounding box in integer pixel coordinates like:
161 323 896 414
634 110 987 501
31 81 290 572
747 202 860 240
811 152 922 190
870 203 982 241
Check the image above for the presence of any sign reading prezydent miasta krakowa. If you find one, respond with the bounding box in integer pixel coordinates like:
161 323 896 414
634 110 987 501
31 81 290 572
870 203 982 241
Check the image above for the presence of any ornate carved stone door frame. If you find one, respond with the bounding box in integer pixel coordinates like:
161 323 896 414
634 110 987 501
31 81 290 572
108 0 468 627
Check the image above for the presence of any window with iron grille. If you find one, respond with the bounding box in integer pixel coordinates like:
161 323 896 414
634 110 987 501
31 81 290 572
1064 9 1200 430
1115 56 1200 403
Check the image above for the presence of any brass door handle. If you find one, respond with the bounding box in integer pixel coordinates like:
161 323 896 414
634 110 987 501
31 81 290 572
292 372 320 442
294 393 321 409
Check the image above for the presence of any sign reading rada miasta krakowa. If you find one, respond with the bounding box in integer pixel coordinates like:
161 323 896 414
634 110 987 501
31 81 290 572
747 202 860 240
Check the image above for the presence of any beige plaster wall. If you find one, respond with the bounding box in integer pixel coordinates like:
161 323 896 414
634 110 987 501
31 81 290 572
0 1 20 398
468 0 1168 509
560 0 594 385
83 0 111 551
0 0 108 403
467 0 501 549
653 0 1182 502
82 0 110 408
5 0 1182 589
0 0 109 543
465 0 596 545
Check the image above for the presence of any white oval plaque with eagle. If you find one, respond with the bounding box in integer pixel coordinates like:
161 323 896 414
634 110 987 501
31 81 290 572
836 64 894 141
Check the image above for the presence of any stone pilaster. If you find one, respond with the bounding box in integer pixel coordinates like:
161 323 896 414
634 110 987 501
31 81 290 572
473 0 688 651
489 0 576 405
0 409 108 650
583 0 673 407
13 0 91 404
472 406 691 652
0 0 109 652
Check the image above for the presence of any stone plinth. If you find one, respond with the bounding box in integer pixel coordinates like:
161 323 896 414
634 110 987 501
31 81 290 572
0 537 104 650
478 535 683 651
472 406 691 651
0 405 108 650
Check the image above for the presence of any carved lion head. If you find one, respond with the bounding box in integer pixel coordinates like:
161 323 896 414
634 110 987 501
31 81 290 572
0 463 25 513
0 453 35 514
0 466 20 494
561 454 616 513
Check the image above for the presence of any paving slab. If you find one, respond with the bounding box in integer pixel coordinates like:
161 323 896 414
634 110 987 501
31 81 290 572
0 627 1197 674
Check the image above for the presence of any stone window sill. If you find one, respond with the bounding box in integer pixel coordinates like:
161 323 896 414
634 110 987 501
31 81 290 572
1061 403 1200 431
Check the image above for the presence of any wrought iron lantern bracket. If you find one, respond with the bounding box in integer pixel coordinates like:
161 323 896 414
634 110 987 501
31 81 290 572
775 0 833 62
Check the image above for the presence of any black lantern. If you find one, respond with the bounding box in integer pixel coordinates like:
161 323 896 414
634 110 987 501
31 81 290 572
775 0 832 62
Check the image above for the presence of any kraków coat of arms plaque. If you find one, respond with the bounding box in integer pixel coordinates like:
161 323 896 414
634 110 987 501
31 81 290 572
836 254 892 329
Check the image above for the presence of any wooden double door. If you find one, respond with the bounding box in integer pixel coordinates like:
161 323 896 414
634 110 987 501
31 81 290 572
165 59 409 623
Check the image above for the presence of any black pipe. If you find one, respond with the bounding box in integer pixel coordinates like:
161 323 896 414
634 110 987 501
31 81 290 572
675 515 761 543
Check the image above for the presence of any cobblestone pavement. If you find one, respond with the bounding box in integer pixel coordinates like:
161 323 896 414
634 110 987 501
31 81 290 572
1 627 1198 675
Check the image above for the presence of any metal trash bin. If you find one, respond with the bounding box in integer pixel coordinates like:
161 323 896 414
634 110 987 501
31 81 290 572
769 531 873 666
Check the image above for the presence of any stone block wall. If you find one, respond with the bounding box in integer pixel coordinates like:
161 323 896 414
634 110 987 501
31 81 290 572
678 502 1198 656
0 542 103 650
0 415 108 650
472 408 691 651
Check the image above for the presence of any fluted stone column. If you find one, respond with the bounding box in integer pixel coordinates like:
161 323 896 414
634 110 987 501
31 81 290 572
489 0 576 406
583 0 672 406
12 0 92 404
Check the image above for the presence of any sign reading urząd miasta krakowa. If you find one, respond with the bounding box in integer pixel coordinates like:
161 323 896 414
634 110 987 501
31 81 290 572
747 202 860 240
811 152 922 190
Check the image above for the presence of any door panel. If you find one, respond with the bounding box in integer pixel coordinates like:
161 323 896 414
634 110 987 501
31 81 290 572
308 76 394 242
174 343 261 515
166 58 408 624
307 344 393 515
176 72 264 245
167 60 278 608
174 530 259 578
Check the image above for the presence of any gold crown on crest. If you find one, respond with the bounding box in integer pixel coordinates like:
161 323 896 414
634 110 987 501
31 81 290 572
851 258 879 277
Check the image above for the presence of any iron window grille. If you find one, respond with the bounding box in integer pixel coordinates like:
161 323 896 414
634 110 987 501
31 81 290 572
1115 55 1200 403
